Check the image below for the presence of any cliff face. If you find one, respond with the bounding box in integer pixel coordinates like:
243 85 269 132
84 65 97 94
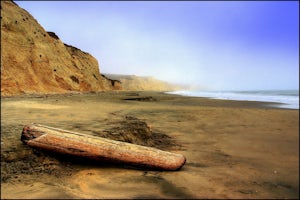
103 74 181 92
1 1 120 96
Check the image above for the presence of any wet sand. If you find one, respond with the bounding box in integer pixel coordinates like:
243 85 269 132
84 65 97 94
1 91 299 199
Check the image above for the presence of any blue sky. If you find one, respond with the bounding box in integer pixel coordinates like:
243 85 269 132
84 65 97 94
17 1 299 91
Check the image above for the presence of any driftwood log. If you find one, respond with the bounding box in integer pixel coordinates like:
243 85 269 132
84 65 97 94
21 124 186 170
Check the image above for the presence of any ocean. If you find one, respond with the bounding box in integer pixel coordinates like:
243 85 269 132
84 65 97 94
167 89 299 109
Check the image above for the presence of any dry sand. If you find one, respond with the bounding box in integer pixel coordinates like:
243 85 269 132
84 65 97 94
1 91 299 199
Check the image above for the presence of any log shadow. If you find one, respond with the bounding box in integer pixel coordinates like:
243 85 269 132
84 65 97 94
32 148 175 172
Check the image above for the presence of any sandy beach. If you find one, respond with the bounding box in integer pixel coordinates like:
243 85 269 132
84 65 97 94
1 91 299 199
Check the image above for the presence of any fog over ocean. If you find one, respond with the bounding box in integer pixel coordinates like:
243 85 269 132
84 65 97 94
168 89 299 109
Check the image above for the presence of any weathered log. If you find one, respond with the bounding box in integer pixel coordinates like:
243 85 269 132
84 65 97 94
21 124 186 170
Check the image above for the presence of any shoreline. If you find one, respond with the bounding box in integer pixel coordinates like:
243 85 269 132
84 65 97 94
166 90 299 110
1 91 299 199
1 90 296 111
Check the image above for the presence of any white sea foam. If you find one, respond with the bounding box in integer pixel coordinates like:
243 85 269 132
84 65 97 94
167 90 299 109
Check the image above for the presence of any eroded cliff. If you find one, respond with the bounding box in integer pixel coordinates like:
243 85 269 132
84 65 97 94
1 1 121 97
103 74 181 92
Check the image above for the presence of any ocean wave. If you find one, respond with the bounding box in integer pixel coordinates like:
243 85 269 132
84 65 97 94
167 90 299 109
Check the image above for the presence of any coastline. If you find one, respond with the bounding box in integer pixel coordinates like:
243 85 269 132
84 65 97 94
0 90 290 109
1 91 299 199
166 90 299 110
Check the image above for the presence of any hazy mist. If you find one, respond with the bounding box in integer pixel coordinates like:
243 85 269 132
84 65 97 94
17 1 299 91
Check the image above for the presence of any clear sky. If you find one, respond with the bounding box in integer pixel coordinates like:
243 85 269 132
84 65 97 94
17 1 299 91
